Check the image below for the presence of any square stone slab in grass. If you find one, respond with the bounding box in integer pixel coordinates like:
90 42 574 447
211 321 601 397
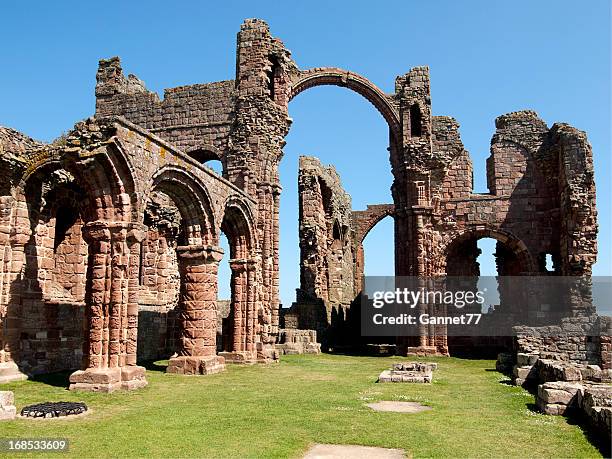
303 444 405 458
366 401 432 413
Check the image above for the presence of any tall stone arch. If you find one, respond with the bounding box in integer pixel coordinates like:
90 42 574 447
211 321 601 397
289 68 401 146
146 166 226 376
218 196 262 362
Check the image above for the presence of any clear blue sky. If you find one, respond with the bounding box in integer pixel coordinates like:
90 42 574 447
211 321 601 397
1 1 610 306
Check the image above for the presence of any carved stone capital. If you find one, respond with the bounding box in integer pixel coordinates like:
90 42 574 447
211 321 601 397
176 244 224 263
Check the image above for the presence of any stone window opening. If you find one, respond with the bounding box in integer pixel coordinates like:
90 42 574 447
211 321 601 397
410 103 422 137
540 252 558 274
332 220 342 242
53 206 76 252
267 55 281 101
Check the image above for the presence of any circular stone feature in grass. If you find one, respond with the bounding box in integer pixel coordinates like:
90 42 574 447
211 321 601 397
21 401 87 418
366 401 431 413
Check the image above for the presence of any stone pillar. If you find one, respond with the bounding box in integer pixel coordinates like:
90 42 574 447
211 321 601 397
253 183 280 363
230 260 246 352
219 258 258 363
246 259 257 353
271 184 281 335
69 222 147 392
167 244 226 375
0 224 29 384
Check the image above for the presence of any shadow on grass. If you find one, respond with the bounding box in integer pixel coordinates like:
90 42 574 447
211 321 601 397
523 401 610 457
139 360 168 372
525 402 539 412
566 415 611 458
29 370 72 389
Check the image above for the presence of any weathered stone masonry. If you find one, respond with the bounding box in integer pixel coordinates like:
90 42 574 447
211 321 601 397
0 18 604 391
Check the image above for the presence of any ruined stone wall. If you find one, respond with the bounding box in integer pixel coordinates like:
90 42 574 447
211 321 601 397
0 114 264 385
514 315 611 369
426 110 597 281
296 156 355 325
0 19 603 383
95 58 235 159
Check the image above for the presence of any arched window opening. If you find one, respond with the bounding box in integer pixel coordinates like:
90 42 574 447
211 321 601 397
332 220 342 241
185 149 223 175
53 206 76 251
540 252 558 273
206 159 223 175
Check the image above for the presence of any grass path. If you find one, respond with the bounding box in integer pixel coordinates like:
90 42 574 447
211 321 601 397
0 355 601 458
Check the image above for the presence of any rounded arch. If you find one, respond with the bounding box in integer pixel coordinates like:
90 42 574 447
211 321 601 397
149 166 217 245
441 226 537 275
186 144 223 164
15 140 138 224
290 68 401 145
356 207 395 245
220 195 257 259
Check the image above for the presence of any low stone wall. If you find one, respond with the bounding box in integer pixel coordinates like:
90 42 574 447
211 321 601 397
275 329 321 355
514 315 611 370
137 300 231 361
137 304 178 361
513 357 612 387
19 301 84 375
506 344 612 449
537 382 611 446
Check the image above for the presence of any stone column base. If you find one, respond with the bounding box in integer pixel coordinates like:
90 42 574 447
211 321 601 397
69 366 148 392
166 355 226 375
218 351 258 364
405 346 443 357
0 362 28 384
256 345 280 363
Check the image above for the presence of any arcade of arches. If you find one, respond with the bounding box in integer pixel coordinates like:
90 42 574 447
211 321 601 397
0 19 606 391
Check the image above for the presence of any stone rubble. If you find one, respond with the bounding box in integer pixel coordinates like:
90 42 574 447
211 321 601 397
377 362 437 383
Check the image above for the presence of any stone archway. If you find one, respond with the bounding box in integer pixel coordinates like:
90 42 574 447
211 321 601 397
352 205 396 293
148 167 226 376
218 197 259 363
289 68 401 146
441 226 537 276
3 163 93 380
440 226 538 357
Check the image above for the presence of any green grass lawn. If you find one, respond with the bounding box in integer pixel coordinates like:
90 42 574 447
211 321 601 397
0 354 602 458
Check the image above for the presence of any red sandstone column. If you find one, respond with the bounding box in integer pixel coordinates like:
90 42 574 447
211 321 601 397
271 184 281 336
167 244 225 375
69 222 147 392
218 258 258 363
229 260 246 352
246 259 257 353
125 226 146 368
0 215 29 383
